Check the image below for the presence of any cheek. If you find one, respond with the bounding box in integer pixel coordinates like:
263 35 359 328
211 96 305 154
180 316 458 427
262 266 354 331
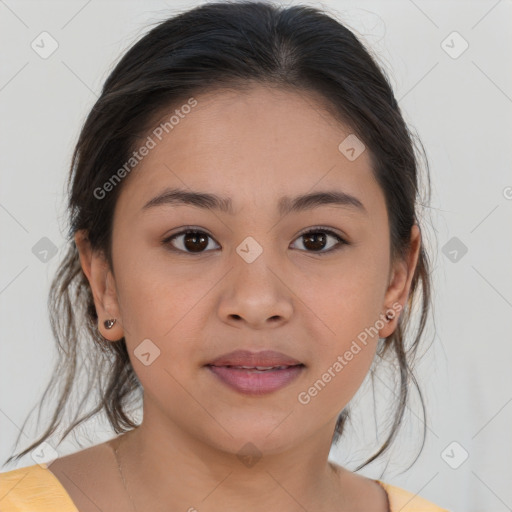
112 232 197 328
114 264 204 401
296 278 382 417
308 251 388 340
298 252 388 401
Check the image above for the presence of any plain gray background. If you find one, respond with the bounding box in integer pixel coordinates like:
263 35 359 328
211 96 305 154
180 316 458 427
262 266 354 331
1 1 511 511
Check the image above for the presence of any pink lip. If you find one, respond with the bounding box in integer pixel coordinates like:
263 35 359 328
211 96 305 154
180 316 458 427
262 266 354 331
207 349 302 367
205 350 305 395
206 365 304 395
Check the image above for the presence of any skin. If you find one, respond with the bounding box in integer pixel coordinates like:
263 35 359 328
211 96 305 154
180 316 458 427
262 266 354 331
64 85 421 512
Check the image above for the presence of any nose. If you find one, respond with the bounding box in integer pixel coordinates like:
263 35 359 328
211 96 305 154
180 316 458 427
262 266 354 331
217 251 294 330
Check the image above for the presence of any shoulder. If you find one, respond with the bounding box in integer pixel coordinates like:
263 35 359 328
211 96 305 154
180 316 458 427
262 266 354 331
376 480 452 512
0 463 79 511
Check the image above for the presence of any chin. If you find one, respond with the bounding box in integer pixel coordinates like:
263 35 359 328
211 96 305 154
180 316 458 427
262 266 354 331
194 416 305 459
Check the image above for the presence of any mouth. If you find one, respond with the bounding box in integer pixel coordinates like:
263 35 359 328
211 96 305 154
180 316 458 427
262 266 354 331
206 349 303 368
205 356 306 396
208 364 303 371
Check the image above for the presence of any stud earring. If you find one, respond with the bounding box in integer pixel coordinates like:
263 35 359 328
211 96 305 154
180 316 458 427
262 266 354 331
104 318 117 329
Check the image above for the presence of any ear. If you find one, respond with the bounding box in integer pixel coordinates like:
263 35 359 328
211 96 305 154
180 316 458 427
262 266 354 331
74 230 124 341
379 224 422 338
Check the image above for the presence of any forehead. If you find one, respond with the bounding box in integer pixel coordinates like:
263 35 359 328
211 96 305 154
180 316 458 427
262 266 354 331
115 85 384 219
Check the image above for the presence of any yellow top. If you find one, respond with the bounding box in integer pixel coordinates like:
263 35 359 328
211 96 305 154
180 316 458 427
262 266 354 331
0 463 451 511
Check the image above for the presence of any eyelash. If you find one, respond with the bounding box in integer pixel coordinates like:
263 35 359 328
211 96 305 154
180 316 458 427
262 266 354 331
161 226 349 255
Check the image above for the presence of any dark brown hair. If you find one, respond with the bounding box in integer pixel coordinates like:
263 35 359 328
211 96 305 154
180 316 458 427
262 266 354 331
4 0 433 473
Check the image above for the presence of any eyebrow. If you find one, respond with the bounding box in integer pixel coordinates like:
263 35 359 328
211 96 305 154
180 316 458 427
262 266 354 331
141 187 367 216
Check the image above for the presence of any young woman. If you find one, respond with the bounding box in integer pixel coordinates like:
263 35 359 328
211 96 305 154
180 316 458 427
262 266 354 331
0 2 450 511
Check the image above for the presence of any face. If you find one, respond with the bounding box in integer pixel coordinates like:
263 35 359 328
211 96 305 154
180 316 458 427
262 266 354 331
76 85 420 456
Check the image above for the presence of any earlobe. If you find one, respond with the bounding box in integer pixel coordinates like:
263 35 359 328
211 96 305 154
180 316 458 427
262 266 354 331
378 224 422 339
74 230 124 342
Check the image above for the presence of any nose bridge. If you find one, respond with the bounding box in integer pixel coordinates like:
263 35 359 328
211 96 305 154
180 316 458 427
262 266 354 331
218 233 293 327
233 233 281 293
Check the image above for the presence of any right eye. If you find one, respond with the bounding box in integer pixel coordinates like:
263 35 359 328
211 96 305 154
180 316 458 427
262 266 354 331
162 229 220 254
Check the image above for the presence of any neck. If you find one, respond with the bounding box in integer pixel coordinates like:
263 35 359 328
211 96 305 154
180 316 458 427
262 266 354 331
111 418 351 512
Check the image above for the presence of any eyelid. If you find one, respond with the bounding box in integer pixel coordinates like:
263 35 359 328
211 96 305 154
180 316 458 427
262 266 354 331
295 225 347 242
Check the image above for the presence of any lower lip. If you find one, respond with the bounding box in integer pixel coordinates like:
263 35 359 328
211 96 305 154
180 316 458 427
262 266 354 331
206 365 304 395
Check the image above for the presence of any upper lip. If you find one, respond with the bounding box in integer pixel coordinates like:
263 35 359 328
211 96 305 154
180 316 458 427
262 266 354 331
206 350 303 368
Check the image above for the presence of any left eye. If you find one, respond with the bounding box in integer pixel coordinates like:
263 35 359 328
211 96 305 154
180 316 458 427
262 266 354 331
162 227 347 254
290 228 347 254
